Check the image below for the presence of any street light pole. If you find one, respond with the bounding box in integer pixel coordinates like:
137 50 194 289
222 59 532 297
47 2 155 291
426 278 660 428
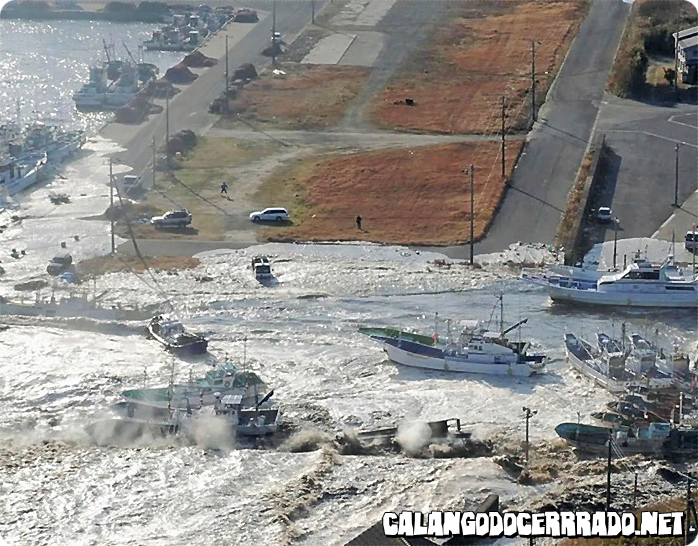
674 142 681 207
522 406 537 477
165 95 170 169
606 429 613 512
613 217 618 270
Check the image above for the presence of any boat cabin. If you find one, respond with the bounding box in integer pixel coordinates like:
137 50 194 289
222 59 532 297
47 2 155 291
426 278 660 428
599 256 693 286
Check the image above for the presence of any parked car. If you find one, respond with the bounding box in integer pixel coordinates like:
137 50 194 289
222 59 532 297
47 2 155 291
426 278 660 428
47 253 73 276
151 209 193 229
686 231 697 251
596 207 613 223
249 207 289 223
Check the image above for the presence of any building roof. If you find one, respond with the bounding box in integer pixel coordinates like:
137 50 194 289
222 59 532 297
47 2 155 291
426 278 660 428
679 35 698 50
674 26 698 40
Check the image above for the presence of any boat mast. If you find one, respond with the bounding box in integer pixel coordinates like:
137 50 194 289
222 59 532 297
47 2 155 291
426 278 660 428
434 312 438 339
15 99 21 131
499 293 504 336
243 336 247 373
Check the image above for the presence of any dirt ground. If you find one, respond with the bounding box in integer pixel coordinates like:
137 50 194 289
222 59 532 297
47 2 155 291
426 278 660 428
226 65 370 130
77 255 200 279
370 0 589 134
258 140 524 246
118 137 282 241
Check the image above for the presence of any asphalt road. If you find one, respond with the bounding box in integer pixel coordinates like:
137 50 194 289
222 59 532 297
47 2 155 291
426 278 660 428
103 1 321 178
593 97 698 243
469 0 630 256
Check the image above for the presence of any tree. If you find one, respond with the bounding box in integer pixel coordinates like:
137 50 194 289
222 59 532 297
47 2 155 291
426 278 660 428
664 67 677 85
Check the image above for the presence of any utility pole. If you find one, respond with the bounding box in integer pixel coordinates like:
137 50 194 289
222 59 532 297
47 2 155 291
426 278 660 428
632 472 638 509
501 96 506 177
613 217 618 270
165 95 170 169
685 474 697 546
312 0 315 24
691 224 696 275
224 34 230 115
530 40 538 127
675 143 681 207
272 0 276 34
522 406 537 477
109 158 115 254
152 135 156 189
225 34 229 93
464 165 475 265
606 429 612 512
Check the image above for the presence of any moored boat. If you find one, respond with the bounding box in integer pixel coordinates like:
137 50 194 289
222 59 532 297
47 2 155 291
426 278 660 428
555 421 698 457
521 254 698 308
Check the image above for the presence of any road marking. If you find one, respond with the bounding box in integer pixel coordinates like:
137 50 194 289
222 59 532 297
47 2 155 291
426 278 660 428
605 129 698 148
668 112 698 130
652 212 678 239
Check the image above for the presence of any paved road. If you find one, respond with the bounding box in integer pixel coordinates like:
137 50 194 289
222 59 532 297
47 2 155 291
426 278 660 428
102 1 321 179
590 97 698 244
469 0 630 256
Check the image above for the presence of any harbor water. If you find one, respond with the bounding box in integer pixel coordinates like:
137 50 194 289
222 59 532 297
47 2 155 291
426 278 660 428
0 19 183 132
0 14 697 546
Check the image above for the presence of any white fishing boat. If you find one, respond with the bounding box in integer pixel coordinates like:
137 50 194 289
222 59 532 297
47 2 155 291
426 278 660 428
9 123 86 164
564 332 673 393
521 254 698 308
0 152 48 195
73 65 110 110
104 63 141 108
0 290 150 321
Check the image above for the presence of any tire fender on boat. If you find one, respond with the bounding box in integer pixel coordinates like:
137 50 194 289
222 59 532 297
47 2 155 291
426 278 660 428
224 380 231 388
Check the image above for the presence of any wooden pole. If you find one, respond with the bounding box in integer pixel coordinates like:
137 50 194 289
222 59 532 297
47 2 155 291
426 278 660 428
530 40 537 126
109 159 115 254
501 96 506 177
606 430 612 511
152 135 156 189
470 165 474 265
165 95 170 169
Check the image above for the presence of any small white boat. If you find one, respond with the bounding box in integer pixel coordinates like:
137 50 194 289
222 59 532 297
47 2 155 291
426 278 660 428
521 254 698 308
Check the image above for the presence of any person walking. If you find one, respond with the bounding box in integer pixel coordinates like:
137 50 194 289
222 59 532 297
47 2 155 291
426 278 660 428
220 182 228 196
356 215 362 230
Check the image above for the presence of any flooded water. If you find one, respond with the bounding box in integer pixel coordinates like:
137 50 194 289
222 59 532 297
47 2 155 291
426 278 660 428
0 19 182 133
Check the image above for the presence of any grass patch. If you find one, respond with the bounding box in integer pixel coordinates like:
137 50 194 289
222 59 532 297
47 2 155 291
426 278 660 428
76 254 200 279
371 0 590 134
255 141 524 246
557 147 596 247
181 137 279 169
228 64 370 130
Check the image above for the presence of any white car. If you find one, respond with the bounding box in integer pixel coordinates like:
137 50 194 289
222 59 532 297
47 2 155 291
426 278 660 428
249 207 289 222
151 209 192 229
596 207 613 223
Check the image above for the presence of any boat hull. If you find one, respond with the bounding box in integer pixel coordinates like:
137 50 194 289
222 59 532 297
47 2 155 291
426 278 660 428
549 285 698 308
383 340 536 377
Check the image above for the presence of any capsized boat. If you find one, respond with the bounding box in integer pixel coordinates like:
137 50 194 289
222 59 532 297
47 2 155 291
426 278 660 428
555 421 698 456
521 254 698 308
146 315 208 355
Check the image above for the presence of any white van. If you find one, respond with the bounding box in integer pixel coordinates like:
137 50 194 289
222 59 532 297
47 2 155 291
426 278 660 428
122 175 140 192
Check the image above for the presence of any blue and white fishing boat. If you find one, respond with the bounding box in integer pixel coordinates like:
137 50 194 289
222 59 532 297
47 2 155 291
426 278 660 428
521 254 698 308
0 152 48 195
